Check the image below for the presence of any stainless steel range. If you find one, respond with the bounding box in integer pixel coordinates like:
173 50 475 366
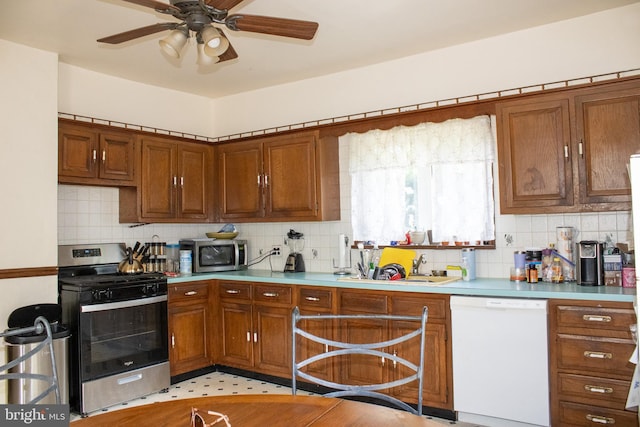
58 243 169 417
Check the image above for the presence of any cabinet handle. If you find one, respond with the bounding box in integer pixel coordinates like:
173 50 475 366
173 176 177 187
246 331 251 342
305 296 320 302
171 333 175 348
578 139 584 158
253 332 258 343
325 344 329 353
584 351 613 359
564 145 569 159
584 385 614 394
102 150 106 163
257 175 261 187
586 414 615 424
180 176 184 187
262 292 279 298
381 357 385 367
184 290 198 296
225 289 240 294
583 314 612 323
393 350 397 368
264 175 269 187
92 149 97 162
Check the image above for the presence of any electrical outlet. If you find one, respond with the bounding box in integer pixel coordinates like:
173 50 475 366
272 246 282 256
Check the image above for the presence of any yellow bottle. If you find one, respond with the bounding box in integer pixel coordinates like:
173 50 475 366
551 257 563 283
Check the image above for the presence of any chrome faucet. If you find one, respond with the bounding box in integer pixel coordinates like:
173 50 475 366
412 254 426 275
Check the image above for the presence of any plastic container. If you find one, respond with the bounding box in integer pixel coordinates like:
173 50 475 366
166 243 180 273
461 248 476 280
551 257 564 283
179 250 192 275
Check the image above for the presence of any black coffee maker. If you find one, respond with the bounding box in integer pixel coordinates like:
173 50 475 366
576 240 605 286
284 229 305 273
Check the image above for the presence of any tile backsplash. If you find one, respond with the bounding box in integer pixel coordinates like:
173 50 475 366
58 141 633 279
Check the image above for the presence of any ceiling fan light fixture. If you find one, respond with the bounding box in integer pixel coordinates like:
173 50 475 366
159 28 189 59
197 42 220 66
200 25 229 58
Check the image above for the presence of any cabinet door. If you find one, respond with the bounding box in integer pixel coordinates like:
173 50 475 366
140 138 177 219
59 126 97 179
337 316 388 386
99 131 135 182
497 97 573 213
218 302 253 369
296 287 335 382
390 322 448 407
169 304 210 376
218 141 263 220
253 305 292 377
264 133 318 219
177 144 211 220
575 86 640 207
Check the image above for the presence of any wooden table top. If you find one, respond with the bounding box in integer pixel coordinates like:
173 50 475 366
71 394 442 426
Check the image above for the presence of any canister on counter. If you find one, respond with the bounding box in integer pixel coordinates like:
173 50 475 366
461 248 476 280
514 251 526 270
526 248 542 279
179 250 192 275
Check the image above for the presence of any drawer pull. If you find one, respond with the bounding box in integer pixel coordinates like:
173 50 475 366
583 314 612 323
584 351 613 359
262 292 279 298
586 414 615 424
246 332 251 342
305 296 321 302
184 291 198 296
584 385 614 394
225 289 241 294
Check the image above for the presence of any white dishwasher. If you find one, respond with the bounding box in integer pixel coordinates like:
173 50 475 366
451 296 549 427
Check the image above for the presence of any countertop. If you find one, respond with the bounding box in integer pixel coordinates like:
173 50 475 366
167 270 637 302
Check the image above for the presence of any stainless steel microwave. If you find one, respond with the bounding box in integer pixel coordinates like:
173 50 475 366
179 239 248 273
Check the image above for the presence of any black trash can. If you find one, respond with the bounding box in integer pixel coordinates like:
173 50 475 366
4 303 70 404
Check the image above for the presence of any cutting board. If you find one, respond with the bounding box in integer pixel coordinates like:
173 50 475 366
378 247 416 277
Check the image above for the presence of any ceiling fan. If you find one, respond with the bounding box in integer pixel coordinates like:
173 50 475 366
97 0 319 64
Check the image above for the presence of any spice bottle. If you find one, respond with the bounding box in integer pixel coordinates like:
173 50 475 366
528 263 538 283
551 257 563 283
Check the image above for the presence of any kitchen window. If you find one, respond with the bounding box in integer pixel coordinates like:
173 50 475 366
344 115 496 244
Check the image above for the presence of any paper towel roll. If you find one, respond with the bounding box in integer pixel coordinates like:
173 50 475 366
338 234 347 268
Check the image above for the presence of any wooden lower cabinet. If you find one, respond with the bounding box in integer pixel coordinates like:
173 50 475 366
211 281 452 412
336 289 452 410
168 280 212 377
549 299 638 426
217 281 293 378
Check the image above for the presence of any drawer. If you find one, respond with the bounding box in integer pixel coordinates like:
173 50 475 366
556 304 636 333
557 334 635 378
558 373 631 409
169 281 209 303
219 281 252 301
298 287 333 310
558 400 638 426
253 284 292 305
391 294 447 320
339 290 388 313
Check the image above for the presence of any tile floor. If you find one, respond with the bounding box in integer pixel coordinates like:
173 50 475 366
70 371 483 425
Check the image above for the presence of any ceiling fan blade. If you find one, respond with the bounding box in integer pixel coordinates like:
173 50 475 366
226 14 319 40
217 29 238 62
122 0 181 13
203 0 245 11
97 23 179 44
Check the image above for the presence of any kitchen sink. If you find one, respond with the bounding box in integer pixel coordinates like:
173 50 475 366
338 276 461 286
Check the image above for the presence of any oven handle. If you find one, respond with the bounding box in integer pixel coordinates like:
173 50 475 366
81 295 167 313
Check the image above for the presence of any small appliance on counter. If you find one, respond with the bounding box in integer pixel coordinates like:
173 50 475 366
576 240 605 286
284 229 305 273
179 238 248 273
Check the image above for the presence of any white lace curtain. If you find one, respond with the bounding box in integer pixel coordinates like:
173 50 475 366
343 115 496 244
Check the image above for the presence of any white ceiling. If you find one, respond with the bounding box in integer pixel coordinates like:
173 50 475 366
0 0 637 98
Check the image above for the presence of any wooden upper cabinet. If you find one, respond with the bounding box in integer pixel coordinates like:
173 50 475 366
120 135 214 223
497 96 573 212
575 84 640 207
58 120 135 186
497 79 640 214
217 130 340 222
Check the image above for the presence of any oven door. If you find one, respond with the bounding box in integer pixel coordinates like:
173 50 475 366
79 295 168 382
